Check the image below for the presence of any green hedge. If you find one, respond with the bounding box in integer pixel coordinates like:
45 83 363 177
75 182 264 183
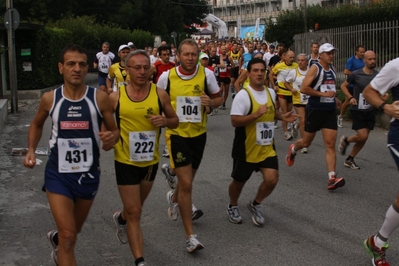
16 16 154 90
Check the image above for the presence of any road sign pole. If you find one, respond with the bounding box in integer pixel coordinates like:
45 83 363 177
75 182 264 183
5 0 18 113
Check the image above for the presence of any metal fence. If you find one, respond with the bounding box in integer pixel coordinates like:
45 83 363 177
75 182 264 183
293 20 399 82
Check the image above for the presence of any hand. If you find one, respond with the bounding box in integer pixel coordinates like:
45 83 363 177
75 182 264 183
99 131 116 151
255 104 268 118
324 90 335 98
291 88 299 94
23 151 36 169
200 91 212 106
149 115 166 127
349 97 358 106
282 110 299 123
386 100 399 119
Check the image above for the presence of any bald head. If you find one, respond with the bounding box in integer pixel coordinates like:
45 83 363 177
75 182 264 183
284 51 295 66
363 50 376 70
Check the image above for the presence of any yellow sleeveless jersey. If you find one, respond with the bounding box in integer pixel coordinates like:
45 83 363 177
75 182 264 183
230 51 241 66
166 66 207 138
108 63 130 91
232 87 276 163
272 62 298 96
292 68 309 105
114 83 161 166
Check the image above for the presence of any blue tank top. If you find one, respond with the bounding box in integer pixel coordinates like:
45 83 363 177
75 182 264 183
46 86 102 173
307 63 337 111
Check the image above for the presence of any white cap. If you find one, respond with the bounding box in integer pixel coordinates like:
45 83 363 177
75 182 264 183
128 42 134 46
199 53 209 60
118 44 130 52
319 43 337 54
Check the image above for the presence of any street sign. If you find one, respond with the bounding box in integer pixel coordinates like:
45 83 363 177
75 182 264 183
4 8 20 30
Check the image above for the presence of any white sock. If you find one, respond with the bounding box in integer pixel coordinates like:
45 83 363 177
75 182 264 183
328 172 335 179
377 204 399 247
374 235 387 249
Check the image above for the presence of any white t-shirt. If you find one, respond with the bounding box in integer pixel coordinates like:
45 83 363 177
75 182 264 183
150 55 159 65
263 52 274 67
285 68 308 91
370 58 399 95
231 86 276 116
157 65 220 95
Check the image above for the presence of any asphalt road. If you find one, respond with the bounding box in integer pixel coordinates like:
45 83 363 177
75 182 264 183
1 79 398 266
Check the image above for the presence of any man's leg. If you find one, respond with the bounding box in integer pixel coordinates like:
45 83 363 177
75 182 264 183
173 165 196 237
255 168 279 203
347 128 370 158
321 128 338 173
118 180 154 260
278 96 289 136
47 191 94 266
228 180 245 206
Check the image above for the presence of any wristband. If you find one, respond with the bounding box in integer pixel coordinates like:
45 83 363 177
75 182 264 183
379 102 387 112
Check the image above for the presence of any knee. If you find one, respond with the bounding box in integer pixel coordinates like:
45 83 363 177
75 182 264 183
268 175 279 187
125 205 142 221
58 229 77 250
178 180 192 194
357 134 368 143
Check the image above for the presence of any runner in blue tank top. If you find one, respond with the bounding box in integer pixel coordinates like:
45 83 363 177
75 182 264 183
23 45 119 266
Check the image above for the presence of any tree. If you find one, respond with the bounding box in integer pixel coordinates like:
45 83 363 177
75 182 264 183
7 0 210 40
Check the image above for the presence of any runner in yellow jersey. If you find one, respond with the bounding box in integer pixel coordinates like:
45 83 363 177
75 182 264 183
272 50 298 140
157 39 223 253
228 58 297 225
110 50 178 266
106 44 131 94
229 42 242 95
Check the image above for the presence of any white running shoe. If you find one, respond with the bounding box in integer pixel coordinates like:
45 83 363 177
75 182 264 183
337 115 344 128
247 200 265 226
161 164 177 189
186 234 204 253
112 212 128 244
167 190 179 221
47 230 58 266
226 204 243 224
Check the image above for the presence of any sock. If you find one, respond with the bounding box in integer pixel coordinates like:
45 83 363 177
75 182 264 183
291 146 297 155
53 232 59 246
118 213 126 225
168 169 176 176
346 156 354 161
252 200 260 206
328 172 335 179
135 257 145 266
376 204 399 247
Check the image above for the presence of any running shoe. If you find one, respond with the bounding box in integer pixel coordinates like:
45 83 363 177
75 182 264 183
161 164 177 189
338 135 349 155
344 158 360 170
213 108 218 114
285 144 296 166
247 200 264 226
291 122 298 138
284 132 293 141
301 147 308 154
137 262 148 266
363 235 390 266
219 102 226 110
47 230 58 266
186 234 204 253
274 120 278 129
227 204 243 224
112 211 128 244
327 176 345 191
192 204 203 221
167 190 179 221
337 115 344 128
162 146 169 158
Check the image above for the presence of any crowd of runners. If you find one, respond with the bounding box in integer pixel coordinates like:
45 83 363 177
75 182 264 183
22 37 399 266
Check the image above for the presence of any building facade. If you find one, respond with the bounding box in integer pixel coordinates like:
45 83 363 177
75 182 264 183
207 0 374 38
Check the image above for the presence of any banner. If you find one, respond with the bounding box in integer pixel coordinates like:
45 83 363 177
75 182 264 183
237 16 241 39
254 18 260 39
240 25 265 40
